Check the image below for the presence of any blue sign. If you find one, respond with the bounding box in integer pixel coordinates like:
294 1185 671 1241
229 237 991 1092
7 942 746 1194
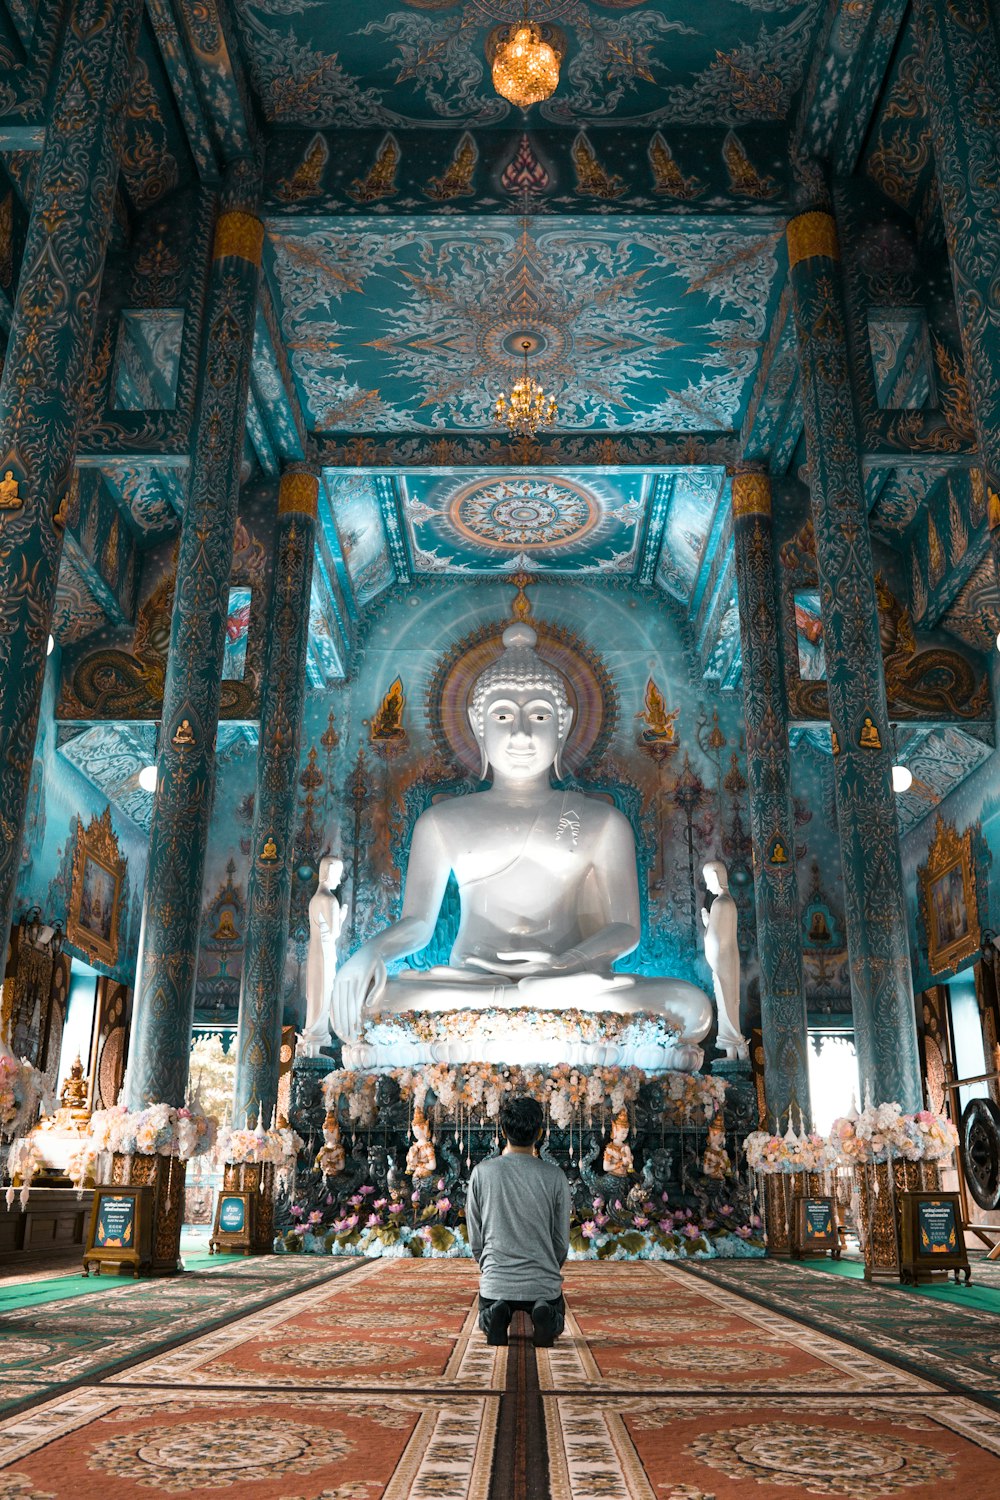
219 1195 246 1234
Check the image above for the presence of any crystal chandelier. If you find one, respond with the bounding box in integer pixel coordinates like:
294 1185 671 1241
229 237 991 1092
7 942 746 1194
495 337 557 438
491 12 561 109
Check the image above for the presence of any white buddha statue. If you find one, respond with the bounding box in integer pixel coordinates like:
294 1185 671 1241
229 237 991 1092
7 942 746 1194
299 853 346 1058
330 624 712 1070
701 859 749 1061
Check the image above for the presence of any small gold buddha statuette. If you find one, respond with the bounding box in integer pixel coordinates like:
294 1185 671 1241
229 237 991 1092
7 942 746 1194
172 718 195 747
58 1055 91 1122
860 716 881 749
0 470 22 510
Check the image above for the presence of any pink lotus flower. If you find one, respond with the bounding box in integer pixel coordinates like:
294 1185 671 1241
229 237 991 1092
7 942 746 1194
349 1194 363 1207
658 1219 673 1234
633 1215 649 1228
581 1221 598 1239
436 1197 451 1215
410 1191 421 1204
307 1210 323 1227
594 1213 608 1228
343 1213 359 1230
683 1223 701 1239
388 1202 404 1216
374 1198 387 1209
719 1203 734 1216
366 1213 380 1227
359 1185 375 1196
735 1225 752 1239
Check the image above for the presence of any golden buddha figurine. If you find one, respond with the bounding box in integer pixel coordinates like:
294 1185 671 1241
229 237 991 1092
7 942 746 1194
860 716 881 749
58 1055 90 1121
316 1110 346 1177
701 1116 732 1180
406 1107 437 1179
602 1108 634 1177
0 470 22 509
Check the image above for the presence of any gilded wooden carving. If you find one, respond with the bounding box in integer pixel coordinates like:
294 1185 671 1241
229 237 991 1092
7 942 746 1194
922 815 980 976
68 807 125 968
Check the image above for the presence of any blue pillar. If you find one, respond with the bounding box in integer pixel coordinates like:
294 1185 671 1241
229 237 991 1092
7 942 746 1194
233 465 318 1127
731 468 811 1127
0 0 144 964
127 170 263 1109
786 208 922 1111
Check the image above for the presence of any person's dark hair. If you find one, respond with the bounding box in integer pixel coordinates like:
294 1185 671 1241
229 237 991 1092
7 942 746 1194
499 1093 543 1147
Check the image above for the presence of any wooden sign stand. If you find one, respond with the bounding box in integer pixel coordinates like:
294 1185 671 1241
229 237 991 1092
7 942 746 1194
209 1189 256 1255
83 1185 154 1276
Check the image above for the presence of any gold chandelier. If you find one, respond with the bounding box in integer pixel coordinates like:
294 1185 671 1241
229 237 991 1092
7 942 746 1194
490 14 561 108
495 338 557 438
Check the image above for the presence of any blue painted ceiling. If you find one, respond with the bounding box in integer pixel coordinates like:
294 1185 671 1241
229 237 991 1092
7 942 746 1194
233 1 824 129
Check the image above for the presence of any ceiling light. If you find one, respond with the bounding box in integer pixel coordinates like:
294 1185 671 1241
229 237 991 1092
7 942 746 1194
891 764 912 794
138 764 158 792
46 634 54 656
491 19 560 108
495 337 557 439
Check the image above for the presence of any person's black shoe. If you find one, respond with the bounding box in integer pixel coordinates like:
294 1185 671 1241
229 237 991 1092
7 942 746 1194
481 1300 512 1346
531 1299 558 1347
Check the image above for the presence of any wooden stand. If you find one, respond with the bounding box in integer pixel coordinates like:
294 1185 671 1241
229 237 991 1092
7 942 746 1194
899 1191 971 1284
83 1185 153 1276
210 1160 275 1255
761 1172 829 1256
791 1194 841 1260
83 1152 186 1275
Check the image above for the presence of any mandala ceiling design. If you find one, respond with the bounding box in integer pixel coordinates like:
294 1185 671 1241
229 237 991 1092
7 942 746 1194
267 215 782 433
233 1 823 128
402 470 645 572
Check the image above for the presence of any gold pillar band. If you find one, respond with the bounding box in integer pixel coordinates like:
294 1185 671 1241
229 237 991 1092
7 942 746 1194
278 470 319 519
786 211 839 269
213 210 265 265
732 470 772 519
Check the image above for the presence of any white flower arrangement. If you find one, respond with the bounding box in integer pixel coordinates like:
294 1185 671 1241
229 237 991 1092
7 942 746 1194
0 1047 51 1140
216 1123 304 1168
86 1100 219 1162
744 1103 959 1174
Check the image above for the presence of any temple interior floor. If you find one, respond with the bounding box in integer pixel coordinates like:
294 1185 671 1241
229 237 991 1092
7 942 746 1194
0 1250 998 1497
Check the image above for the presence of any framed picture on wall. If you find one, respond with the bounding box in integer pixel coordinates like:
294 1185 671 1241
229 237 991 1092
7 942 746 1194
922 817 979 977
68 808 125 969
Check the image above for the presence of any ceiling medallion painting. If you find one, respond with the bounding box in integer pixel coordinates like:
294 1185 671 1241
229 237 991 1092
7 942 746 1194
234 2 822 128
402 470 643 572
267 216 781 433
450 475 597 548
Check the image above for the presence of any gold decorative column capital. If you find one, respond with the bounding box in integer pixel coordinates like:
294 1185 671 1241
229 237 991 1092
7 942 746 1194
278 468 319 519
786 210 839 268
213 210 265 265
732 468 772 519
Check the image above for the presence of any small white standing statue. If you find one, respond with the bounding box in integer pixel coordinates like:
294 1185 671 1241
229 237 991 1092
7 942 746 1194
300 853 346 1057
701 860 749 1061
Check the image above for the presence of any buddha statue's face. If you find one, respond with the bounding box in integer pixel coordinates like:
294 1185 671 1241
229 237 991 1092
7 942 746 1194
319 855 343 888
480 687 568 781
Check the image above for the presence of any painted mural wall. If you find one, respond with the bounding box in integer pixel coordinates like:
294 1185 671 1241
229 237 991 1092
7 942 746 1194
197 577 766 1039
14 658 147 987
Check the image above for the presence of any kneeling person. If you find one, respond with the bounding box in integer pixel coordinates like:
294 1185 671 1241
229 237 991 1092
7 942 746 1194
466 1094 570 1347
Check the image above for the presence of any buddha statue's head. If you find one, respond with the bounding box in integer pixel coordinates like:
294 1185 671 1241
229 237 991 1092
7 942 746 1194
318 853 344 890
468 623 574 781
703 859 729 896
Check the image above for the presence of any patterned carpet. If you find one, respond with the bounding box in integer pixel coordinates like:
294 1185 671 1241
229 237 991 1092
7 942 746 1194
682 1258 1000 1409
0 1257 998 1497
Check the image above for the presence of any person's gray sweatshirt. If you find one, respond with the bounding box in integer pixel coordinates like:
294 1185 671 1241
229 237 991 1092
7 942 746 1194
465 1152 571 1301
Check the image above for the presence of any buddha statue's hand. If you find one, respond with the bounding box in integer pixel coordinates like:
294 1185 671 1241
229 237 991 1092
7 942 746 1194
330 951 387 1041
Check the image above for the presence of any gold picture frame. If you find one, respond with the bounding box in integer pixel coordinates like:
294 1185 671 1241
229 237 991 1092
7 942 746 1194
922 816 979 976
68 808 125 969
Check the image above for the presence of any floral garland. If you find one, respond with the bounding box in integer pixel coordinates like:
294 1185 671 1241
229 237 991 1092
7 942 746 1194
86 1101 219 1161
217 1123 304 1168
362 1007 678 1048
744 1104 958 1173
0 1049 51 1140
829 1104 958 1165
323 1062 725 1132
743 1128 839 1175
